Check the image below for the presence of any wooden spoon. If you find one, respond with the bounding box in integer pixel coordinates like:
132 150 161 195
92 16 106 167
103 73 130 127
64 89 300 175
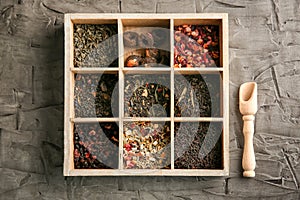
239 82 257 177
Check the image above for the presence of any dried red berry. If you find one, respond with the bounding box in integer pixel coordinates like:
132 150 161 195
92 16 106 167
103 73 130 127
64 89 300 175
174 25 220 68
85 152 90 158
124 143 132 151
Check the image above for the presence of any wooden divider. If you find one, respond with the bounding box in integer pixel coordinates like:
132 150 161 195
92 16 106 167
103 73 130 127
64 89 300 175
64 13 229 176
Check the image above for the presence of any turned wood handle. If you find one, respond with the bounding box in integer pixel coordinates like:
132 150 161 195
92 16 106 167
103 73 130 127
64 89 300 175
242 115 256 177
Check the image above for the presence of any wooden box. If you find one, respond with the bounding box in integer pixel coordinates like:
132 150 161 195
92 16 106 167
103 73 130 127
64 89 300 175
64 13 229 176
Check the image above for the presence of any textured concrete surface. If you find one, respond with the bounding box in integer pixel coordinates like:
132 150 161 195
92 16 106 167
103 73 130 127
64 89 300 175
1 0 300 199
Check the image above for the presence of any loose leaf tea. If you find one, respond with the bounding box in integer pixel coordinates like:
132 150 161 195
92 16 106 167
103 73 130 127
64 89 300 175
174 25 220 68
174 74 220 117
123 121 171 169
70 21 224 172
174 122 222 169
74 123 119 169
74 74 119 118
124 74 170 117
74 24 118 68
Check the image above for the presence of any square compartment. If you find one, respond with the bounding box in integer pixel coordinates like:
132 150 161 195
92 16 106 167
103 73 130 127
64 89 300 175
174 19 222 68
174 72 222 117
122 19 170 68
73 20 118 68
123 121 171 169
124 73 171 117
74 122 119 169
174 122 223 169
74 73 119 118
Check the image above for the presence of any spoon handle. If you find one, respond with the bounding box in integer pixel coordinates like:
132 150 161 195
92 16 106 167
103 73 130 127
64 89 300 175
242 115 256 177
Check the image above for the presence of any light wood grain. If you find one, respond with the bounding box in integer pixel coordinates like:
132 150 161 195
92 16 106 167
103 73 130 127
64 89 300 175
64 13 229 176
170 18 175 170
239 82 258 177
71 68 119 73
64 14 72 176
68 169 228 176
222 14 229 176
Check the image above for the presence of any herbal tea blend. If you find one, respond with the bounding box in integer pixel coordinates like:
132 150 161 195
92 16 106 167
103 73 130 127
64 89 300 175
123 28 170 68
74 123 119 169
174 25 220 68
174 74 221 117
124 74 170 117
174 122 222 169
123 121 171 169
74 24 118 68
74 74 119 118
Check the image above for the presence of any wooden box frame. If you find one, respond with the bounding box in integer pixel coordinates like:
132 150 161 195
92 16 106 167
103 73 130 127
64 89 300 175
64 13 229 176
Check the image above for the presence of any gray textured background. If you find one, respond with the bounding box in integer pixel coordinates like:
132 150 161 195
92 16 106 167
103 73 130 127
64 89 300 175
1 0 300 199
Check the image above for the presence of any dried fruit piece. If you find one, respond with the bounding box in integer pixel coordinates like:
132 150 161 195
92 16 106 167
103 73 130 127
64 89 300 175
125 55 142 67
